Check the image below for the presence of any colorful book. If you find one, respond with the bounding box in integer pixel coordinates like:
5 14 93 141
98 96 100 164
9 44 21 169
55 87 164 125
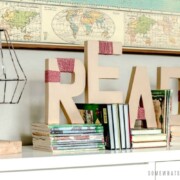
123 104 131 149
32 123 103 130
75 104 103 124
32 122 106 152
33 143 105 152
32 123 104 140
151 89 167 133
32 134 104 141
151 89 172 134
76 103 113 149
33 138 105 146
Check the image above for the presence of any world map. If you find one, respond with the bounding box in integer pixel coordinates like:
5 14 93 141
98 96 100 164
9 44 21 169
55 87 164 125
52 9 115 44
0 0 180 52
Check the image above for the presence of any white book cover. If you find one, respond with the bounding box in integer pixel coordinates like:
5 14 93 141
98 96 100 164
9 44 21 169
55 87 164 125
124 104 131 149
112 104 121 149
107 105 115 150
118 104 126 149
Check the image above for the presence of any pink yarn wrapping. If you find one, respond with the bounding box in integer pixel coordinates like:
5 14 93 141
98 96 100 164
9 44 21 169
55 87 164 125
45 59 75 83
57 58 75 72
99 41 113 55
45 70 60 83
137 107 145 119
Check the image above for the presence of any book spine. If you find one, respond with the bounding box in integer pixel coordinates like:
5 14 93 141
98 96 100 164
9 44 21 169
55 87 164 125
107 104 115 150
123 104 131 149
112 104 121 150
100 105 111 149
50 126 103 131
118 104 126 149
50 129 104 134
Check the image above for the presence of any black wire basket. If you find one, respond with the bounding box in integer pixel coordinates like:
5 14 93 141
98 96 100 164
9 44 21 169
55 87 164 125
0 29 27 104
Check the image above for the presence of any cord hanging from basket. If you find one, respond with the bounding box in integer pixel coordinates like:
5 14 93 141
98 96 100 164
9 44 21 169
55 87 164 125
0 28 27 104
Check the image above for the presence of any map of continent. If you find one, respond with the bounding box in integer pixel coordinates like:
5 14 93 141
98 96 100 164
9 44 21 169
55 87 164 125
3 10 38 31
131 15 156 35
52 9 115 44
0 3 41 42
125 12 180 49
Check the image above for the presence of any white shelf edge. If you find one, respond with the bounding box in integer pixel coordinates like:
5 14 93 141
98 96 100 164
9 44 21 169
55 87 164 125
0 146 180 172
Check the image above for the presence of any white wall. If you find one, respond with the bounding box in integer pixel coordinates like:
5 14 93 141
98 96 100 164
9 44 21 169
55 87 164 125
0 49 180 145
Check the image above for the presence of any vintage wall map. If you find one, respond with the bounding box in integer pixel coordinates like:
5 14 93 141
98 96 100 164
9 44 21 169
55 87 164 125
1 0 180 52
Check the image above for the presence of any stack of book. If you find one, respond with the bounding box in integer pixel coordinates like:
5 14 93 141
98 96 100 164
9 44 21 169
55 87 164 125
131 128 167 148
76 103 131 150
32 123 105 152
170 125 180 147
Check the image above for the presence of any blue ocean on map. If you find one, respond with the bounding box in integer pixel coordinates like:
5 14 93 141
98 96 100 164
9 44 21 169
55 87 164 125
36 0 180 13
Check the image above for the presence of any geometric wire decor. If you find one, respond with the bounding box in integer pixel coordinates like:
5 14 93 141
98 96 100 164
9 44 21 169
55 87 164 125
0 28 27 104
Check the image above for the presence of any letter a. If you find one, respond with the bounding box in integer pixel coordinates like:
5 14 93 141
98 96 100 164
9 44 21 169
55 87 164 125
126 67 156 128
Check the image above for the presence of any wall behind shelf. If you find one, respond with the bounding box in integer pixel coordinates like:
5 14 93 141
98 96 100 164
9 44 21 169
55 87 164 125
0 49 180 145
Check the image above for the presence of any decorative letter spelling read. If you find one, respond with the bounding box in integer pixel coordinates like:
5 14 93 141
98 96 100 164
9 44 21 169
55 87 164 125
45 58 85 124
126 67 156 128
84 40 123 103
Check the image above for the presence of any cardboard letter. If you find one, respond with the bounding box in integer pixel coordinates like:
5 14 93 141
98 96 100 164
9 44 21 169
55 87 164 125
84 40 123 103
157 67 180 125
126 67 156 128
45 58 85 124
